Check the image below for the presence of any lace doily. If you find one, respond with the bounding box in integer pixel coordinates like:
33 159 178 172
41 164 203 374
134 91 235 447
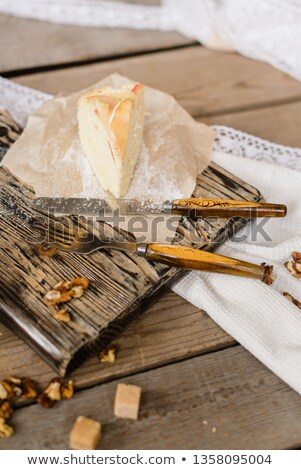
1 76 300 172
212 125 301 171
0 77 51 128
1 0 301 80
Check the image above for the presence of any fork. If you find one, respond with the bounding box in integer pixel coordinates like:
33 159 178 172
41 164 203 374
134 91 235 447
33 221 273 281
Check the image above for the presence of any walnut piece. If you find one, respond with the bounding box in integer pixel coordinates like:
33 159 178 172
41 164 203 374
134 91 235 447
0 376 38 400
283 292 301 310
292 252 301 263
285 261 301 278
38 378 62 408
45 290 62 304
53 309 71 323
7 376 21 385
61 381 74 400
0 401 13 420
46 277 89 306
262 264 275 285
71 286 84 299
21 378 39 399
0 383 8 400
99 346 116 364
38 378 75 408
71 277 90 289
0 418 13 438
0 380 14 399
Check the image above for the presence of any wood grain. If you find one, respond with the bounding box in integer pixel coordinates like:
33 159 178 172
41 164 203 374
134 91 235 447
13 46 301 118
203 100 301 147
0 287 234 388
1 37 301 450
0 13 192 74
3 346 301 450
0 159 259 375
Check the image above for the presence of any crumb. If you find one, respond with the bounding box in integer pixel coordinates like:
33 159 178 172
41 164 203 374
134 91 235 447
99 345 116 364
262 264 275 285
283 292 301 310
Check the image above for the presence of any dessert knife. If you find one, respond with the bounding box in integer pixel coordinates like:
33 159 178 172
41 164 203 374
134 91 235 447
32 197 287 218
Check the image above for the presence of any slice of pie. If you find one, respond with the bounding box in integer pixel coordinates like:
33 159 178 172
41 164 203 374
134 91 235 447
78 83 145 198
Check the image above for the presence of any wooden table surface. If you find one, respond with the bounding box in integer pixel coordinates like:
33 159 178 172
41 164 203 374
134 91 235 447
1 3 301 450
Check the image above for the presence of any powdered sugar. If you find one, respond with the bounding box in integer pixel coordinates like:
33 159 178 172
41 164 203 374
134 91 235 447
44 133 183 203
2 73 214 204
126 142 182 201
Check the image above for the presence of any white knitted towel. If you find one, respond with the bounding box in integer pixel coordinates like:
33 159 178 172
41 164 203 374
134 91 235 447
1 76 301 394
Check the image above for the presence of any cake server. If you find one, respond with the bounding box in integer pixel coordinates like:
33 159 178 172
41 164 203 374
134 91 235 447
32 197 287 218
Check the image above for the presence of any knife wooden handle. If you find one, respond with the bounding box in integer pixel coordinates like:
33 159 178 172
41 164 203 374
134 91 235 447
170 198 287 218
144 243 271 280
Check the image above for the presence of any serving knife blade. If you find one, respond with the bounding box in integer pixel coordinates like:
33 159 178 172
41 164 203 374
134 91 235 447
31 197 287 218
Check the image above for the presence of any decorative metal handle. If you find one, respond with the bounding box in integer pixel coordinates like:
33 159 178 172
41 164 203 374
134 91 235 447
143 243 271 280
168 198 287 218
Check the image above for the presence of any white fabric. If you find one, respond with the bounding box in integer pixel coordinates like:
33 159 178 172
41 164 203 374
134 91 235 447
1 76 301 394
1 0 301 80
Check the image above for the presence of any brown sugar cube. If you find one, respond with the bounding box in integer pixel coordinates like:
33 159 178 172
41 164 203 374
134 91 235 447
114 383 141 420
69 416 101 450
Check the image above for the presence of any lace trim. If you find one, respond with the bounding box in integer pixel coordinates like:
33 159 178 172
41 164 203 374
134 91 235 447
212 125 301 171
0 76 300 171
0 77 51 128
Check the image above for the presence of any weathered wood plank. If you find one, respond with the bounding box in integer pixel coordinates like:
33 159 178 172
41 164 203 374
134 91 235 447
13 46 301 117
0 12 192 74
2 346 301 450
203 101 301 148
0 287 234 388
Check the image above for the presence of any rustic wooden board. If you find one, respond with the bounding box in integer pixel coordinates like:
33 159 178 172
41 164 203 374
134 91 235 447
3 345 301 450
14 46 301 118
0 112 262 376
0 287 235 389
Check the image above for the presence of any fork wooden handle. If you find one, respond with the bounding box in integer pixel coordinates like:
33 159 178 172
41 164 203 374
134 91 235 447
143 243 271 280
168 198 287 218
